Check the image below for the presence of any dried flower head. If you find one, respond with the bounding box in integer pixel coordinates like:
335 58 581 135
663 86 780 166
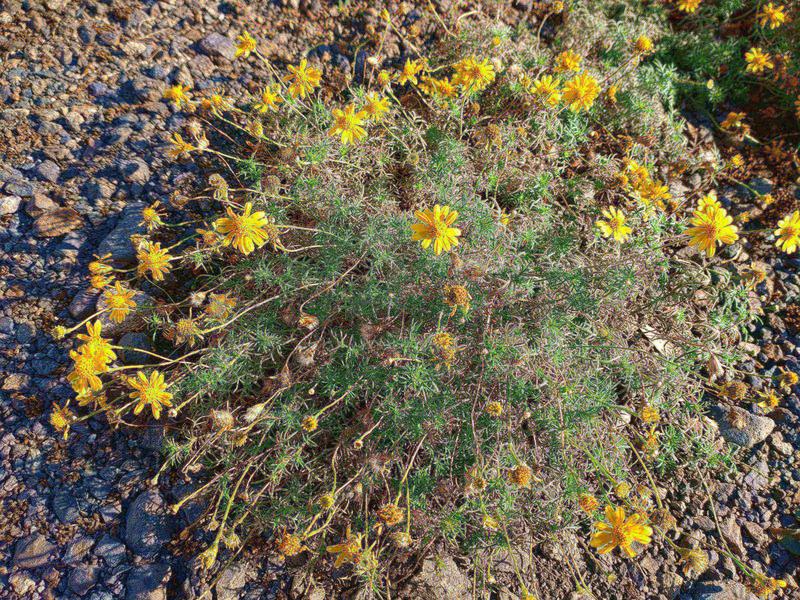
377 503 404 526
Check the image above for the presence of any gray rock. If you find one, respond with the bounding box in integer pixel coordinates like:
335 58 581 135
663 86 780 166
710 405 775 449
68 564 99 596
68 289 100 320
33 207 83 238
97 203 146 262
118 332 153 364
217 563 249 600
95 534 126 567
198 33 236 61
53 489 81 523
34 159 61 183
0 194 21 215
25 194 58 217
689 580 756 599
63 535 94 564
118 159 151 185
126 564 170 600
13 533 56 569
405 555 471 600
124 490 172 559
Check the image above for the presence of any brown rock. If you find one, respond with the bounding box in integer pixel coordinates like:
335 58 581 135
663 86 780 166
33 207 83 237
25 194 59 218
406 555 470 600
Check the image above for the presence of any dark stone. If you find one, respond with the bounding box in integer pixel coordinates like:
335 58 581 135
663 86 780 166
95 534 127 567
124 490 172 558
97 203 146 262
13 533 56 569
52 488 81 523
126 563 170 600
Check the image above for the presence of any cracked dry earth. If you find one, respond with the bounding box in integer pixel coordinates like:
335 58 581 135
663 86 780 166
0 1 798 599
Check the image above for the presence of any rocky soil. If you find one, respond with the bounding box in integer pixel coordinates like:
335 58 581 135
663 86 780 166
0 1 798 599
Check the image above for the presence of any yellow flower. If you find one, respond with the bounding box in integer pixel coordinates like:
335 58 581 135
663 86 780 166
774 210 800 254
172 318 203 347
377 503 404 526
235 31 257 59
640 405 661 424
607 84 619 104
168 133 196 160
127 370 173 420
326 527 363 567
721 111 746 130
254 85 282 112
68 349 105 393
50 403 75 440
531 74 562 107
301 415 318 432
276 531 304 557
88 253 113 275
485 401 503 417
77 320 117 366
377 69 392 87
508 464 539 488
141 201 166 232
90 273 114 290
482 515 499 530
205 293 236 320
634 35 653 54
697 191 722 213
163 84 191 108
397 58 425 86
213 202 272 255
745 47 774 74
779 367 798 390
410 204 461 255
730 153 744 168
284 58 322 99
758 3 787 29
328 105 368 145
554 50 581 73
678 547 709 576
596 207 632 242
361 92 389 121
52 325 67 340
103 281 137 323
748 574 787 598
757 389 780 411
562 72 600 112
615 481 632 498
578 493 599 513
452 56 496 92
443 284 472 316
686 206 739 258
200 91 232 113
136 240 173 281
590 505 652 557
677 0 702 13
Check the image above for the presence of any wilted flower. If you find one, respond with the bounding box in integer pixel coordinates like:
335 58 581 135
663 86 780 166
50 403 75 440
678 547 709 576
163 84 191 108
377 503 404 526
485 401 503 417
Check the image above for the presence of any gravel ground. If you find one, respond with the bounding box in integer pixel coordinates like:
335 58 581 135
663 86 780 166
0 2 798 599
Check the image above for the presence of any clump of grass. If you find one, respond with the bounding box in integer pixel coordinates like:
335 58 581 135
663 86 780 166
50 4 788 597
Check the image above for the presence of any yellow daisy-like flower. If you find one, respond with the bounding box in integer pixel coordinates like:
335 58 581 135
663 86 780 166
758 3 787 29
163 84 191 108
204 293 236 320
485 401 503 417
77 320 117 366
136 240 173 281
168 133 196 160
326 527 363 568
554 50 582 73
141 201 166 232
328 105 368 145
590 505 653 557
745 47 774 74
774 210 800 254
397 58 425 86
452 56 496 92
562 72 601 112
361 92 390 121
634 35 653 54
67 349 105 393
531 74 562 107
103 281 137 324
90 273 114 290
697 191 722 213
686 206 739 258
721 111 746 130
757 389 780 411
213 202 272 255
284 58 322 99
235 31 257 59
50 403 75 440
677 0 702 13
301 415 318 432
596 207 632 242
88 253 113 276
127 370 173 420
254 85 282 113
410 204 461 255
